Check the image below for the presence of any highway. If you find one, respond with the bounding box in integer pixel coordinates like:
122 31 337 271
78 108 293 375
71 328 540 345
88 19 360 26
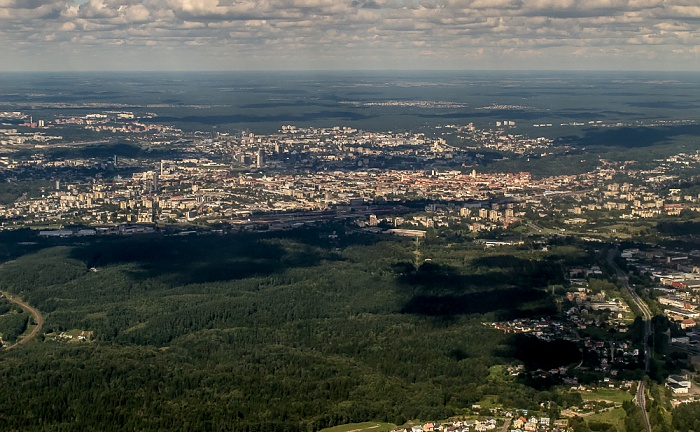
608 248 652 432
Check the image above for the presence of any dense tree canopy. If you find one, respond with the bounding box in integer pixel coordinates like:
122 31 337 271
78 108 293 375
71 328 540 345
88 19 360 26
0 228 594 431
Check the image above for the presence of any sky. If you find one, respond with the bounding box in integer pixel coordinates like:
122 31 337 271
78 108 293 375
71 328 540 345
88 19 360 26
1 0 700 71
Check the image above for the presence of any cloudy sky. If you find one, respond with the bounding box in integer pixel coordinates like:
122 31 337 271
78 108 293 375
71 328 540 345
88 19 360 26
2 0 700 71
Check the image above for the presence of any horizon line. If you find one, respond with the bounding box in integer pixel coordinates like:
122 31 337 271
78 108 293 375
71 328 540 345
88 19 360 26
1 69 700 74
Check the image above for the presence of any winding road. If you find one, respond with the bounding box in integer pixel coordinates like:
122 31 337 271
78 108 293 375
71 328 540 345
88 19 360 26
1 291 44 350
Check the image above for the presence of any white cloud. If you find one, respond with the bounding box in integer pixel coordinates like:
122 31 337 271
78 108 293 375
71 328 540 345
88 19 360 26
664 5 700 18
0 0 699 70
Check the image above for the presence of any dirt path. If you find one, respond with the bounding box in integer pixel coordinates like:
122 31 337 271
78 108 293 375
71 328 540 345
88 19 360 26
2 291 43 350
500 418 511 432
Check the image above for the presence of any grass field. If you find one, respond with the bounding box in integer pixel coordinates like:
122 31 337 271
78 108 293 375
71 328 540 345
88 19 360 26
584 407 626 431
474 395 500 409
319 422 397 432
582 388 634 404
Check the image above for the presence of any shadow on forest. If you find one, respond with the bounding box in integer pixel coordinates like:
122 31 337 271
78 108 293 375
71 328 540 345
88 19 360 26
68 233 329 286
402 289 551 318
396 260 558 319
0 224 384 288
511 334 582 371
0 229 47 262
68 228 381 286
564 124 700 149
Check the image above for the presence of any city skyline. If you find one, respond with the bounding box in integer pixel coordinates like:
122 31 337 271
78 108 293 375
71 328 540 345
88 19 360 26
1 0 700 72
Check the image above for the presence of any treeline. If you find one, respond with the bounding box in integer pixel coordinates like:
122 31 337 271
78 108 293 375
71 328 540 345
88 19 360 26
0 311 28 344
0 341 589 431
0 180 52 205
657 221 700 236
647 382 673 432
673 401 700 432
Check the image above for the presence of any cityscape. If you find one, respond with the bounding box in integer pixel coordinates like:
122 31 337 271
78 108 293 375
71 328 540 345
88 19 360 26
1 77 700 432
2 109 699 237
4 0 700 429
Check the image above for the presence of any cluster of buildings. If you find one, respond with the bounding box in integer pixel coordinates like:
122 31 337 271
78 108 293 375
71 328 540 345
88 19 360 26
564 284 631 330
0 110 181 152
341 100 467 108
617 248 700 401
0 128 62 146
391 415 569 432
536 119 695 129
362 199 524 233
666 374 693 395
621 248 700 326
443 123 553 155
508 416 569 432
489 318 570 341
1 108 700 237
0 150 583 228
558 176 700 227
214 125 481 171
488 268 643 386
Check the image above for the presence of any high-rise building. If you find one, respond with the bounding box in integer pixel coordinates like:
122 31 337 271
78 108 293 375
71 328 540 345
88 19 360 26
153 171 159 193
256 149 265 168
369 214 378 226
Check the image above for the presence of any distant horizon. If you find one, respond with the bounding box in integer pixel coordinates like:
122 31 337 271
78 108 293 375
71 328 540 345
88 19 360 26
3 69 700 74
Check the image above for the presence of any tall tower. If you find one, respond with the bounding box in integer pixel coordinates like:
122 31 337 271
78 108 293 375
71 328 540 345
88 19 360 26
153 171 159 193
256 149 265 168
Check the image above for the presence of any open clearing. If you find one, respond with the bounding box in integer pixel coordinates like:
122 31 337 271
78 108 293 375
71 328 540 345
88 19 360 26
582 388 634 404
319 422 396 432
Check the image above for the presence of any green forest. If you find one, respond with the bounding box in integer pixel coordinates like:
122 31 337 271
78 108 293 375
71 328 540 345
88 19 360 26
0 228 651 430
0 296 28 344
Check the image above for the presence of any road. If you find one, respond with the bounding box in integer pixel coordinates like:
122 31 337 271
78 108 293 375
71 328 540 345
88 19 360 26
608 248 652 432
607 249 653 372
1 291 44 350
637 381 651 432
499 417 511 432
